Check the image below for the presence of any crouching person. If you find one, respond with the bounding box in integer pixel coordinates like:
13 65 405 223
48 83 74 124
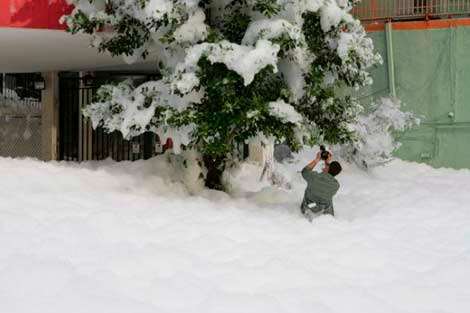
301 151 342 221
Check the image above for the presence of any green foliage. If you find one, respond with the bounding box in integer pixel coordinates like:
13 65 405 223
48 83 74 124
221 11 251 44
102 17 152 57
206 28 225 43
66 10 152 58
64 1 179 58
175 58 299 159
253 0 282 17
270 32 300 58
299 11 374 144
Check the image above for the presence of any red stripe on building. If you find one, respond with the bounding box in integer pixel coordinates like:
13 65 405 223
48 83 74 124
365 18 470 32
0 0 74 30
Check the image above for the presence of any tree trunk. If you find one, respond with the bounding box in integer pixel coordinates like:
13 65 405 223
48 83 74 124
203 155 225 191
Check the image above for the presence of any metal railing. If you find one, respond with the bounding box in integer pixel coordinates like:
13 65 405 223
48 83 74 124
0 73 42 159
59 75 159 162
352 0 470 22
1 73 42 111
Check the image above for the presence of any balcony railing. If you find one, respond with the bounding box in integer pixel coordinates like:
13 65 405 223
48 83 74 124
352 0 470 22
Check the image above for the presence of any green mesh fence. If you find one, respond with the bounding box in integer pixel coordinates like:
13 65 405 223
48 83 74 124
358 23 470 169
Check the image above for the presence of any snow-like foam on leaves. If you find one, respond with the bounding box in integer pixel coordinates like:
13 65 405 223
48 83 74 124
179 39 280 87
268 99 303 124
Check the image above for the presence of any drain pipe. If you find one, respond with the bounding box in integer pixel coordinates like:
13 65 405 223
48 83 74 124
385 22 396 97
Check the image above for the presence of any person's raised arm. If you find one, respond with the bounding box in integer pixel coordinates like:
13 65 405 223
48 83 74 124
302 152 321 180
306 152 322 170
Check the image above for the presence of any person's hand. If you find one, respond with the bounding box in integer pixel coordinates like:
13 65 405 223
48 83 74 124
315 152 322 161
326 152 333 164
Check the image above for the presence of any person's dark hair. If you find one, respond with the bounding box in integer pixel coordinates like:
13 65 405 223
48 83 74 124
328 161 342 177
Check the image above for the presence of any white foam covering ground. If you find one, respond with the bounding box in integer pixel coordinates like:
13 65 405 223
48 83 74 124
1 149 470 313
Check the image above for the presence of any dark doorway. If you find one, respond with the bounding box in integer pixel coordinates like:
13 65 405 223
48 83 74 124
58 73 159 161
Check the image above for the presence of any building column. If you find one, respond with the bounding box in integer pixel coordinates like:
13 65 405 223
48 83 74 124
41 72 59 161
385 22 396 97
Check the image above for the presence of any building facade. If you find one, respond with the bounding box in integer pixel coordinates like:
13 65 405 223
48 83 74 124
353 0 470 169
0 0 158 162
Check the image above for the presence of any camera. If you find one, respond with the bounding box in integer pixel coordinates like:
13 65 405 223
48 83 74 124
320 145 329 161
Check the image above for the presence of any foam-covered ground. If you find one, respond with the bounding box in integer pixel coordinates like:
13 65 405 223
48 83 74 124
1 150 469 313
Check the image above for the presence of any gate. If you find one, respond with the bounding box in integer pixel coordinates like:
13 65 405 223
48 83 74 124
59 74 158 162
0 73 42 159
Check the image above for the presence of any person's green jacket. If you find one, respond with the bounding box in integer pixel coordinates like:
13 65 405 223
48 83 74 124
301 166 340 216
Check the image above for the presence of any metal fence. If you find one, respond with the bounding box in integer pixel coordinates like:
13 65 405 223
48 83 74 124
0 73 42 159
352 0 470 22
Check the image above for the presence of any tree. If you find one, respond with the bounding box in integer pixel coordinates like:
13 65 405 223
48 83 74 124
339 97 419 169
64 0 381 190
